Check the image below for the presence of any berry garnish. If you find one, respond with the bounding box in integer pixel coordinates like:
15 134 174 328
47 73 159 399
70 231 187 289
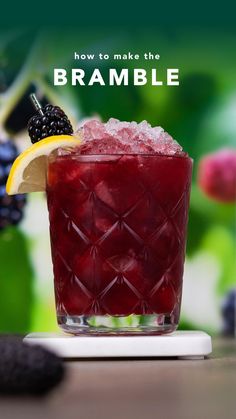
0 140 27 230
27 94 73 144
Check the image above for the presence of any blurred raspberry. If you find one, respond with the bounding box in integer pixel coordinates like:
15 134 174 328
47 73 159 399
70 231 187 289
198 149 236 203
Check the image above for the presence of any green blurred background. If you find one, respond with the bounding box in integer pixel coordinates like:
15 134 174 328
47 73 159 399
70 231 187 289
0 23 235 335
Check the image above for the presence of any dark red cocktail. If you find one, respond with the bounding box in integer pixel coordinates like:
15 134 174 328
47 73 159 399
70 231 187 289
47 123 192 335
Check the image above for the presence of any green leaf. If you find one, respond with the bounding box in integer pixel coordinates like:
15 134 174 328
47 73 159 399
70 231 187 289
190 184 235 227
187 206 211 256
186 183 235 256
201 226 236 295
0 227 34 333
30 298 58 332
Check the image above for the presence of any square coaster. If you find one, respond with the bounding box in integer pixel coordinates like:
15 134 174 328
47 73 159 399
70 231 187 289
24 331 212 359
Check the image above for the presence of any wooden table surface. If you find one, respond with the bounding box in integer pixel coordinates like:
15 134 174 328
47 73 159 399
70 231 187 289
1 338 236 419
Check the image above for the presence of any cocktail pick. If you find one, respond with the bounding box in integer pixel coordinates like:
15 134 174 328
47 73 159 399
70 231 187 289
30 93 44 116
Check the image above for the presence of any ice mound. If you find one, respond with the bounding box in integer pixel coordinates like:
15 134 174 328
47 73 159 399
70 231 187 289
76 118 185 156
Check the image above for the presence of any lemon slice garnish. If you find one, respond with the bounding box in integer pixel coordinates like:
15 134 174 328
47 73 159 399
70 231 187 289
6 135 80 195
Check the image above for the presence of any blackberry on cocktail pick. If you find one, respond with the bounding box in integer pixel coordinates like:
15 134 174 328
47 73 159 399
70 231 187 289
0 337 65 395
0 140 27 230
28 94 73 144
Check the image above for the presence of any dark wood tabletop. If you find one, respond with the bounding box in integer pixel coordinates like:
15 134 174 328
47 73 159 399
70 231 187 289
1 338 236 419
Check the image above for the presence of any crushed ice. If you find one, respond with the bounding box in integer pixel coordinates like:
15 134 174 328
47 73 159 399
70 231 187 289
76 118 185 156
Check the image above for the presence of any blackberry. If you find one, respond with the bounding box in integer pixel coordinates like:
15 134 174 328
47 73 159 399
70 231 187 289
28 97 73 143
0 336 65 395
0 140 27 230
222 288 236 336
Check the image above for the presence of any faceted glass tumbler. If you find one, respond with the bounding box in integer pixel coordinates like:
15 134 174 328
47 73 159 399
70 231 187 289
47 152 192 335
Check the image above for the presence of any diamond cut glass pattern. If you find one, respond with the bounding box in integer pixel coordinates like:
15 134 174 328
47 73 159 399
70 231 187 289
47 153 192 334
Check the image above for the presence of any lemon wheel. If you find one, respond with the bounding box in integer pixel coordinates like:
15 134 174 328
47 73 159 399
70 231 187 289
6 135 80 195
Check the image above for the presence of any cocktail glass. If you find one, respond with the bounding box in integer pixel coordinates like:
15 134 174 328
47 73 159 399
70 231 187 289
47 151 192 335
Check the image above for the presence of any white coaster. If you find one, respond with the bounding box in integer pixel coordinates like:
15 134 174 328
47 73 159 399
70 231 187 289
24 331 212 359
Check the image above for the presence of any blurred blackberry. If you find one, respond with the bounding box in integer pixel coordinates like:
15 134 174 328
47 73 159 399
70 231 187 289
0 140 27 230
0 336 65 395
28 104 73 143
3 83 48 135
222 288 236 336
